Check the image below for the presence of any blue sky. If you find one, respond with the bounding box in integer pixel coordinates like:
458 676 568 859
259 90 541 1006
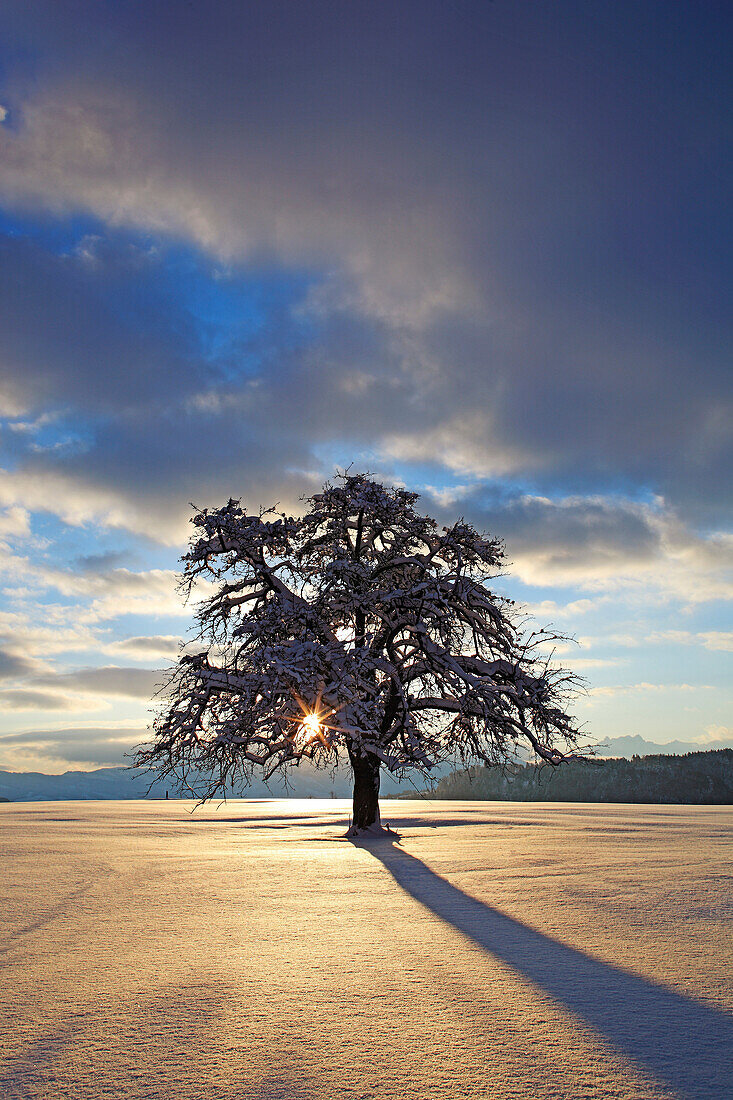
0 1 730 771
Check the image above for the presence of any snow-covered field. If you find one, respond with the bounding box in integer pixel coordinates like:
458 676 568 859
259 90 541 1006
1 800 731 1100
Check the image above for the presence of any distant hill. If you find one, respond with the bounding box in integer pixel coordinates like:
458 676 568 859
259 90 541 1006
0 760 429 802
0 766 167 802
424 749 733 804
0 763 344 802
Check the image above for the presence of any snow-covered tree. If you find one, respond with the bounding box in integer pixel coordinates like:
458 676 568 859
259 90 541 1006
135 473 582 834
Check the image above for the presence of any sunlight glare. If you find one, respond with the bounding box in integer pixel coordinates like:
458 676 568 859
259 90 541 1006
301 712 322 738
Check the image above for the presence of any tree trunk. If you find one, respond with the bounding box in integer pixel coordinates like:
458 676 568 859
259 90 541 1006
348 747 381 832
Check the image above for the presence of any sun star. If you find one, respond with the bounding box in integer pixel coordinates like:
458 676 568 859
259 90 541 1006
300 712 322 739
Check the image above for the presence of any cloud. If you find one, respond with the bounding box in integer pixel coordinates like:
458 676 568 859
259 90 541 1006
701 725 732 744
0 506 31 543
524 598 611 620
424 490 732 602
74 550 130 573
0 1 729 536
0 723 144 767
566 658 623 671
496 495 662 582
0 643 43 681
0 688 100 711
0 663 160 713
0 724 142 746
644 630 733 653
581 630 733 653
589 683 712 699
0 546 186 619
0 74 471 327
34 666 163 700
108 635 182 659
698 633 733 652
0 234 202 418
0 609 101 658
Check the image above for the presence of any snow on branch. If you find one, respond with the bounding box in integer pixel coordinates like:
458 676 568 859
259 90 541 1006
135 473 583 798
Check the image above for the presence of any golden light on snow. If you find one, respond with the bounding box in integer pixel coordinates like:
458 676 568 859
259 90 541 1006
2 800 731 1098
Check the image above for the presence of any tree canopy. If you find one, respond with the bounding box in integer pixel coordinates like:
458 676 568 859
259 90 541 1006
135 473 583 832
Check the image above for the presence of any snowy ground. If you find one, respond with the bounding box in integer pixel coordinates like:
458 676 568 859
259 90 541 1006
1 800 731 1100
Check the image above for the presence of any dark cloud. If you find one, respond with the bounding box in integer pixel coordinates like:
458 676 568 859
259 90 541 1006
0 725 143 765
35 666 163 699
0 725 141 746
466 494 660 569
0 1 729 537
0 644 40 681
0 689 80 710
74 550 130 573
110 636 181 659
426 488 732 597
0 659 163 709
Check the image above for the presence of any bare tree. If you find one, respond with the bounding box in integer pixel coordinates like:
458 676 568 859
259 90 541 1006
135 473 583 834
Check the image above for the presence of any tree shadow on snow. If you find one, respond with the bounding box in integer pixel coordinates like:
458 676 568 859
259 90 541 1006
359 839 733 1100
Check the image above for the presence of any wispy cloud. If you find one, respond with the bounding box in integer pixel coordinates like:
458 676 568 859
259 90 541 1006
107 635 182 659
589 683 713 698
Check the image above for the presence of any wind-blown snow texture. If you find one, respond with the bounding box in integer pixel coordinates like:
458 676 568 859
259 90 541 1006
1 800 731 1100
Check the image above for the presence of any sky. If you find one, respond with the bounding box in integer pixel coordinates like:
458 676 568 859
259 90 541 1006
0 0 730 773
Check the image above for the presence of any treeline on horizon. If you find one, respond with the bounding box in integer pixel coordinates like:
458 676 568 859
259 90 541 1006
422 749 733 804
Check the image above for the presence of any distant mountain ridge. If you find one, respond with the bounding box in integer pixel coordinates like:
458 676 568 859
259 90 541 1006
594 735 732 758
0 735 730 801
0 760 423 802
0 763 348 802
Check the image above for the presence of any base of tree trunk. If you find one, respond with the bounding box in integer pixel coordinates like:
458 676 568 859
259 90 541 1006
345 821 397 839
348 747 383 835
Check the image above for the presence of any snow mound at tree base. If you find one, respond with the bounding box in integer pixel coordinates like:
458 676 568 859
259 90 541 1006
345 821 399 839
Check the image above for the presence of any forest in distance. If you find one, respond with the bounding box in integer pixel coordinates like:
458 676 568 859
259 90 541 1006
422 749 733 805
